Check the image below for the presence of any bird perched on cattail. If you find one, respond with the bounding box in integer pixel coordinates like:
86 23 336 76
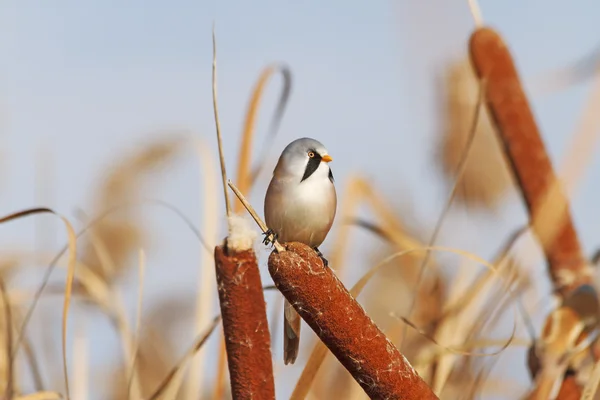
263 137 337 364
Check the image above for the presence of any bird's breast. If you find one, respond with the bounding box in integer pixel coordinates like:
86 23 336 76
264 177 336 248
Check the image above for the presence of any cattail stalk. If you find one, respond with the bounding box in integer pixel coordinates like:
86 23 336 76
469 27 590 296
214 244 275 399
469 26 590 399
268 242 438 399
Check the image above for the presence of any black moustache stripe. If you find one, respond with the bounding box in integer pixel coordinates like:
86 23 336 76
301 152 322 182
328 168 334 183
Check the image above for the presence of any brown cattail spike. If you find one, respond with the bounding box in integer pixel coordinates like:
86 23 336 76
269 242 438 399
214 244 275 399
469 27 589 296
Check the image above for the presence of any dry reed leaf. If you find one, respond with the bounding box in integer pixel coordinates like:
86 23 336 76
440 359 486 400
0 276 13 396
428 259 479 393
6 196 209 399
582 356 600 399
108 297 195 400
15 312 45 392
439 58 513 209
61 189 214 399
360 219 443 335
233 63 291 206
26 176 213 399
439 232 527 321
0 208 77 400
414 337 530 368
80 213 146 398
430 256 526 393
34 256 132 398
211 28 233 221
15 392 63 400
127 249 146 400
72 317 88 400
401 228 526 395
185 138 218 400
470 261 530 333
146 315 221 400
458 282 532 399
384 251 522 397
10 250 168 399
0 263 17 387
430 245 529 395
26 250 161 400
355 227 443 393
81 135 185 285
5 260 42 394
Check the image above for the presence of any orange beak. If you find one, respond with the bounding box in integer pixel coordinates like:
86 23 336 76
321 154 333 163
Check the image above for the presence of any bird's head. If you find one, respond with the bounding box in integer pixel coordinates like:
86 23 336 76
273 137 334 183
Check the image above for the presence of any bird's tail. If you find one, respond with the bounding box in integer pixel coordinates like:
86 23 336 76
283 299 301 365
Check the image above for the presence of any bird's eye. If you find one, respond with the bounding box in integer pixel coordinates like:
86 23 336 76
308 151 315 158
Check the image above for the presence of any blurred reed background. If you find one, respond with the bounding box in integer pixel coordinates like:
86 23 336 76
1 1 600 399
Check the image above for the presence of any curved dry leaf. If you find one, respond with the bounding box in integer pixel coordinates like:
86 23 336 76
14 197 211 385
0 208 77 400
350 217 442 328
412 337 530 368
396 314 516 358
234 63 292 209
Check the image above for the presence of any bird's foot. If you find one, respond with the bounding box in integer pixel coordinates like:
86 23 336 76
313 247 329 267
262 229 279 247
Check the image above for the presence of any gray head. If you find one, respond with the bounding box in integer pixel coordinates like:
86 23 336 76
273 137 333 183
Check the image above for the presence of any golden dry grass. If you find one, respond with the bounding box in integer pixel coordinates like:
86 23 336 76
2 16 600 400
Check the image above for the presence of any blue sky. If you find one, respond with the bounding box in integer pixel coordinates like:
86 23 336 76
2 1 600 399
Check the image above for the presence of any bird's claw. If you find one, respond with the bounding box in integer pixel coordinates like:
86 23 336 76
262 229 279 247
313 247 329 267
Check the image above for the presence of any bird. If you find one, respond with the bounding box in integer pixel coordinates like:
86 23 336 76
263 137 337 365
